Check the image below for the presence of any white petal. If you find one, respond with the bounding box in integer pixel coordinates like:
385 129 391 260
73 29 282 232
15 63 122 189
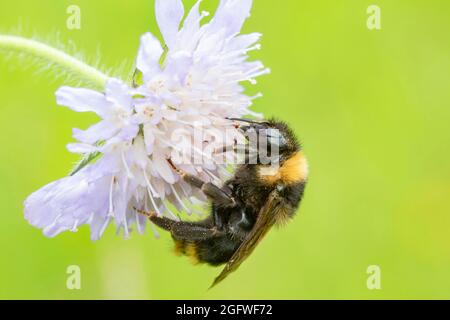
24 180 66 229
137 32 164 76
85 153 122 179
24 171 106 238
155 0 185 49
181 0 201 34
195 29 226 57
164 51 193 85
90 214 110 241
67 143 98 154
225 32 261 52
116 124 140 142
72 119 119 144
105 78 133 110
153 149 175 184
161 109 178 121
143 124 156 155
56 86 110 118
23 154 146 241
112 176 130 227
43 223 71 238
132 136 150 169
136 212 148 235
177 0 204 51
153 179 167 200
209 0 253 37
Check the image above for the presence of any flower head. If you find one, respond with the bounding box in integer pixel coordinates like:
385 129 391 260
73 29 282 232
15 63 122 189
24 0 269 240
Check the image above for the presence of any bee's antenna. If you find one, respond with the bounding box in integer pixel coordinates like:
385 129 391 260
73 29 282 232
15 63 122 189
133 207 156 218
167 158 186 177
227 117 259 124
226 118 270 126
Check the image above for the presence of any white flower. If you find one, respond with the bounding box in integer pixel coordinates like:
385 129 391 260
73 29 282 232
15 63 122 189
58 78 138 152
24 0 269 240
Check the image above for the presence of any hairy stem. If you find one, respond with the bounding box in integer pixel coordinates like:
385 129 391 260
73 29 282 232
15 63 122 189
0 35 109 88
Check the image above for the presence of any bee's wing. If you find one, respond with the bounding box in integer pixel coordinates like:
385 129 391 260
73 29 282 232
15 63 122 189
210 190 283 288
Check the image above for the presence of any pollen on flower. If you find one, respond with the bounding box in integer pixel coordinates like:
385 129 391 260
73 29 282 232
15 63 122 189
142 106 154 117
148 79 165 92
24 0 269 241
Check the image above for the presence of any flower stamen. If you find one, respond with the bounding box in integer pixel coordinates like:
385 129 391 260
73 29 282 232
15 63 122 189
108 176 116 218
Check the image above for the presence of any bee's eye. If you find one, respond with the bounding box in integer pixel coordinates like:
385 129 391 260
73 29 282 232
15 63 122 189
239 125 287 150
265 128 287 147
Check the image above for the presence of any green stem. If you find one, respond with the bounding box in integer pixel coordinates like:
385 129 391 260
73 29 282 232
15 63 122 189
0 35 109 88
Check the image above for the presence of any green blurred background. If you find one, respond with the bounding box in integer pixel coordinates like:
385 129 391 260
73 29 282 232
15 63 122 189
0 0 449 299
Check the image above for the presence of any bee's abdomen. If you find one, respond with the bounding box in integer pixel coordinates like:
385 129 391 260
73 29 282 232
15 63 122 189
173 239 202 265
173 236 241 266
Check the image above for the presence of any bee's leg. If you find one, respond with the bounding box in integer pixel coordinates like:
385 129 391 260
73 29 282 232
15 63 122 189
186 175 239 231
136 208 223 240
168 159 235 208
150 214 224 241
185 175 236 207
167 160 235 230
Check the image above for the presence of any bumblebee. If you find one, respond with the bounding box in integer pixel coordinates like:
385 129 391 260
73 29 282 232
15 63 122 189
140 119 308 287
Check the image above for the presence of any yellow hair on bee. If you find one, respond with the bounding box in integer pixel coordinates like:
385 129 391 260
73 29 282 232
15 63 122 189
274 206 294 227
185 244 200 265
259 151 309 185
173 240 185 256
173 241 200 265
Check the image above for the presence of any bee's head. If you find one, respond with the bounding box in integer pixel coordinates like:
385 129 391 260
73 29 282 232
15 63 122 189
228 118 300 163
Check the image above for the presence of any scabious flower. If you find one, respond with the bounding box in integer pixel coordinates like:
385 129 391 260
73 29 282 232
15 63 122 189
24 0 269 240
